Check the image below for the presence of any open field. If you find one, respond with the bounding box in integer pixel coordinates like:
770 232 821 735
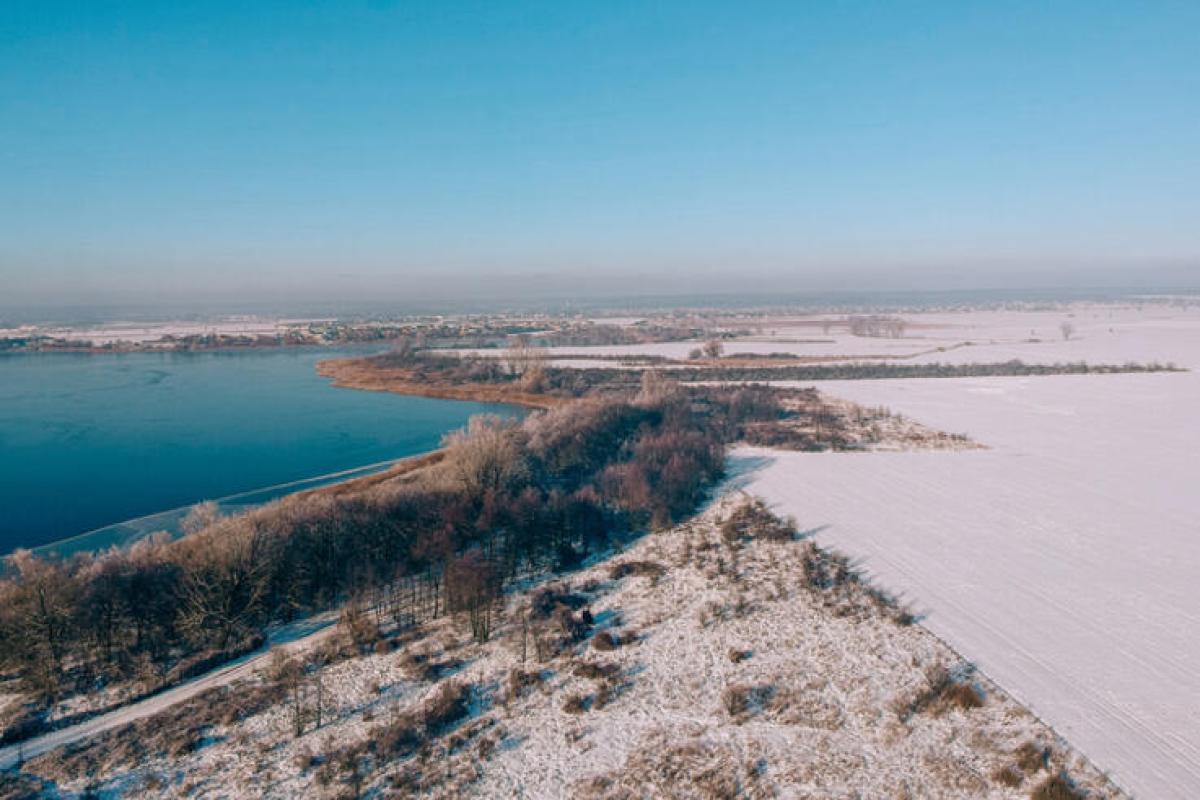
442 303 1200 370
731 309 1200 798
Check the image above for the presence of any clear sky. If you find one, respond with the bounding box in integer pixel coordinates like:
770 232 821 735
2 0 1198 309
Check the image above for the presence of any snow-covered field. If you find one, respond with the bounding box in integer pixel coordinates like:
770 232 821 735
451 303 1200 369
734 310 1200 798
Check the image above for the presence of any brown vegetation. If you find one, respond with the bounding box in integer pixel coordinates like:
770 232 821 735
894 664 986 721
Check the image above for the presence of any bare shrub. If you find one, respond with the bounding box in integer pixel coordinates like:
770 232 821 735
591 631 620 651
722 685 750 717
529 582 587 619
895 664 985 721
423 681 472 734
553 605 594 643
608 560 667 580
1032 773 1088 800
504 667 544 701
562 693 589 714
992 765 1024 788
573 661 620 682
722 499 795 543
373 714 424 760
721 684 772 718
1016 740 1052 774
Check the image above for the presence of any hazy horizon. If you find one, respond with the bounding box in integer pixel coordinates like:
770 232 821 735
3 2 1198 309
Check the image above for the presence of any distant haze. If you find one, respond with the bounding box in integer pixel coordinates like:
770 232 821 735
2 2 1198 311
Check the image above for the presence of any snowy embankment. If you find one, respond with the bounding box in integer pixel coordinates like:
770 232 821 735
736 365 1200 799
19 499 1122 799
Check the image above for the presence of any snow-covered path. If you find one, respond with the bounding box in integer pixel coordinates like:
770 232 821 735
0 615 337 771
736 367 1200 798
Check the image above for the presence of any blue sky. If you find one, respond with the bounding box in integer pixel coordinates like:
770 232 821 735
2 1 1198 306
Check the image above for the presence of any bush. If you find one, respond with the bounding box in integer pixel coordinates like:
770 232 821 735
529 582 587 619
591 631 620 651
422 681 471 734
562 693 588 714
505 668 544 701
608 561 667 580
1031 773 1088 800
991 765 1024 788
1016 741 1051 774
373 715 423 760
573 661 620 681
895 664 985 721
721 684 772 717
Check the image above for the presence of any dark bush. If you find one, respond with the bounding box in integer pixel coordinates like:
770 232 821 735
608 561 667 580
422 681 471 734
1031 773 1089 800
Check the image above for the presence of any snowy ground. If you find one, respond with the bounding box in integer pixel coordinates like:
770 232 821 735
732 311 1200 798
24 500 1121 799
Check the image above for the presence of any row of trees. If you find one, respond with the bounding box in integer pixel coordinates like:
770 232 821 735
0 382 767 725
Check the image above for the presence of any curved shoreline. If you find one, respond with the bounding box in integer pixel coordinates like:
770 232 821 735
316 356 564 410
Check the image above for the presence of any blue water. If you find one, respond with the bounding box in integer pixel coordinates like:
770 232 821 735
0 348 517 554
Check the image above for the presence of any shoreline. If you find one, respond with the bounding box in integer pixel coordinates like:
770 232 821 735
316 356 564 410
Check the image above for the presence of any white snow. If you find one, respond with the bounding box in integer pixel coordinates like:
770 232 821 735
35 501 1121 799
732 311 1200 798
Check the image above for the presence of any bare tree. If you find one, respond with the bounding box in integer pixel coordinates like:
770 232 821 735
1060 320 1075 341
445 551 501 643
635 369 679 405
504 334 544 377
2 550 78 699
177 524 271 651
181 500 221 536
441 415 528 500
702 339 724 359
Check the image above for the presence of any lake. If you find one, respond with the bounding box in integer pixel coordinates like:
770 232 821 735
0 348 518 555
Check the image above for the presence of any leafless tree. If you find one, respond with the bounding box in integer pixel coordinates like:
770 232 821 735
177 523 271 650
504 333 544 377
445 551 501 643
636 369 679 405
181 501 221 536
702 339 724 359
1060 320 1075 341
441 415 528 500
